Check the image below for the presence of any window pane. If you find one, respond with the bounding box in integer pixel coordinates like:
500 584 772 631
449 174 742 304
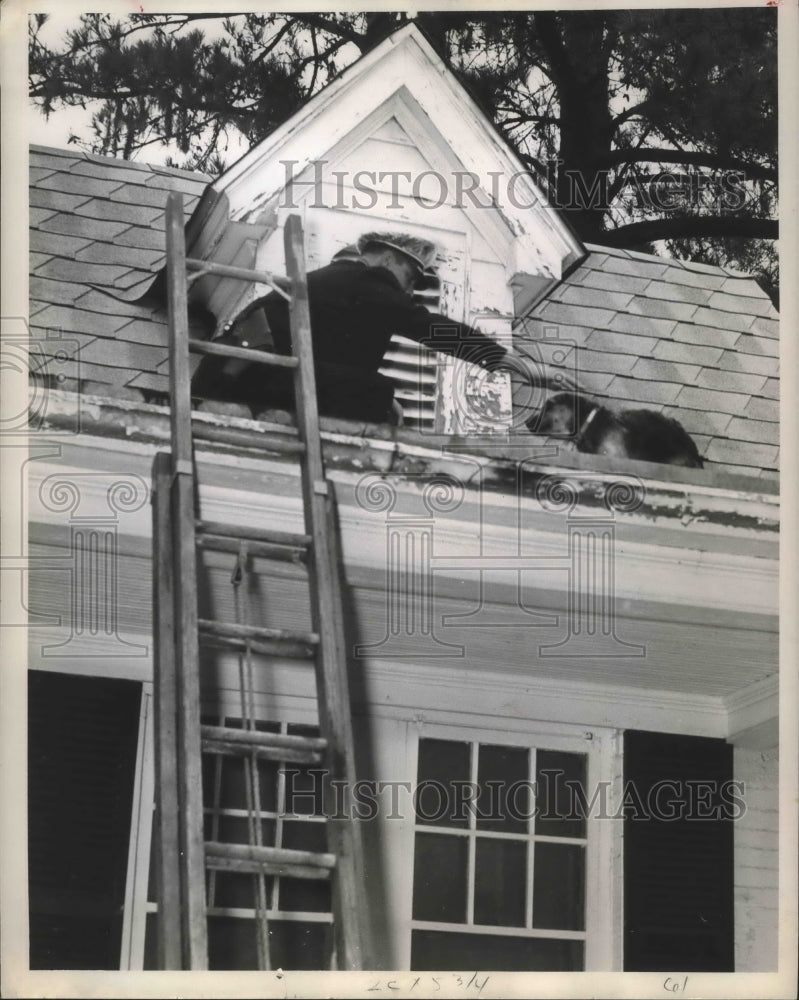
208 915 332 970
269 920 333 970
205 755 279 813
535 750 587 838
411 929 583 971
208 870 274 909
533 842 585 931
279 821 331 913
203 813 275 846
477 744 529 834
208 915 256 970
474 838 526 927
412 833 468 922
416 738 471 829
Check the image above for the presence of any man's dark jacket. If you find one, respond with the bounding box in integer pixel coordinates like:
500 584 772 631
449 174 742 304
192 259 508 423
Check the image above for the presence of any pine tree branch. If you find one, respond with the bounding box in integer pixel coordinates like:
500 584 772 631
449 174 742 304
594 215 777 246
596 147 776 182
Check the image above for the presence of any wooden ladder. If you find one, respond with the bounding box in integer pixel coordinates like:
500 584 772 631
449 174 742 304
151 192 367 971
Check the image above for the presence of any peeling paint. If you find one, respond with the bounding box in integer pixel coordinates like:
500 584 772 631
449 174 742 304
35 391 779 540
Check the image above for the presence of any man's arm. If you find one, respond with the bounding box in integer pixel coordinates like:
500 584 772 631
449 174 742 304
359 270 510 370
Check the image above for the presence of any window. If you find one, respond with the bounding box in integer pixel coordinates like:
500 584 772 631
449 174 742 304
410 736 588 971
143 716 333 971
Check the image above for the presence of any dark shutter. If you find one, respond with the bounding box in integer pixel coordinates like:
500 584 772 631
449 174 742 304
28 670 141 969
623 730 734 971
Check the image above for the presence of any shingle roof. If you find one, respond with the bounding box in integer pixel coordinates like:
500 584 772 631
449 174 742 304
29 145 211 397
518 244 779 481
29 145 779 482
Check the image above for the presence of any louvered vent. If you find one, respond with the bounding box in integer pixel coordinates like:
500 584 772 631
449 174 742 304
379 280 441 431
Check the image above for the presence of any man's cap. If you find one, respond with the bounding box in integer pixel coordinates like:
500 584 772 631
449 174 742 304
358 231 438 272
331 243 364 262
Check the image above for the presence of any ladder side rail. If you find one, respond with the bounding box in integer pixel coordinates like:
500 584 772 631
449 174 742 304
151 452 183 969
283 214 368 971
165 191 209 970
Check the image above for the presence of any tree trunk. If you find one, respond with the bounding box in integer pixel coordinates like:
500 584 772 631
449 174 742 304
535 12 616 237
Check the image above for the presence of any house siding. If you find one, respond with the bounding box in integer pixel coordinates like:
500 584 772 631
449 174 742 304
733 747 779 971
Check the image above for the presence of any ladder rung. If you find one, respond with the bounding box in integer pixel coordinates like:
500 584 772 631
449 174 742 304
196 521 311 549
198 619 317 659
195 522 311 564
189 338 299 369
201 725 327 763
191 420 305 455
186 257 293 295
205 842 336 880
196 534 308 564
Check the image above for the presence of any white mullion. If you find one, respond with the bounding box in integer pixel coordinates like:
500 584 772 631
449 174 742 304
272 722 289 912
466 741 478 925
526 746 536 930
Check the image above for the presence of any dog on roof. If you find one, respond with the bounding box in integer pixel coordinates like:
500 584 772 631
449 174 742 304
529 392 704 468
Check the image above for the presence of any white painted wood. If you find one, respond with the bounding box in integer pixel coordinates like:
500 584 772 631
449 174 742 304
211 28 582 275
726 673 779 745
119 683 155 970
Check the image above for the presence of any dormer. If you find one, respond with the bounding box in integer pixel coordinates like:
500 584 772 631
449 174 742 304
182 24 583 432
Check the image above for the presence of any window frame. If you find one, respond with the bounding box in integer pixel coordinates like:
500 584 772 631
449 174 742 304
398 719 619 972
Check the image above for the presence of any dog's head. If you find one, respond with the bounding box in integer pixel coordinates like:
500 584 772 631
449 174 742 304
527 392 597 437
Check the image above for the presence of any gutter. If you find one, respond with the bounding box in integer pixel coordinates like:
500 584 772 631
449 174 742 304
35 390 780 539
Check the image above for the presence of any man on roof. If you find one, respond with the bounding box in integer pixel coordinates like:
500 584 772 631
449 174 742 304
192 230 532 425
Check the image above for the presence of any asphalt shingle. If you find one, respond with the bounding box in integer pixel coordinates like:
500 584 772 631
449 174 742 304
607 312 677 339
652 338 724 368
642 280 714 306
707 290 776 318
30 150 83 171
705 437 779 468
690 305 754 334
650 266 727 291
79 337 167 371
36 213 132 242
32 304 131 339
694 367 768 396
660 406 733 437
744 397 779 422
625 296 698 323
675 385 751 415
716 349 779 379
557 284 635 312
73 197 163 226
35 257 131 286
574 267 651 296
30 187 93 213
585 328 660 357
36 171 125 199
630 357 702 385
747 316 779 339
669 322 741 351
726 416 781 445
606 375 683 406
